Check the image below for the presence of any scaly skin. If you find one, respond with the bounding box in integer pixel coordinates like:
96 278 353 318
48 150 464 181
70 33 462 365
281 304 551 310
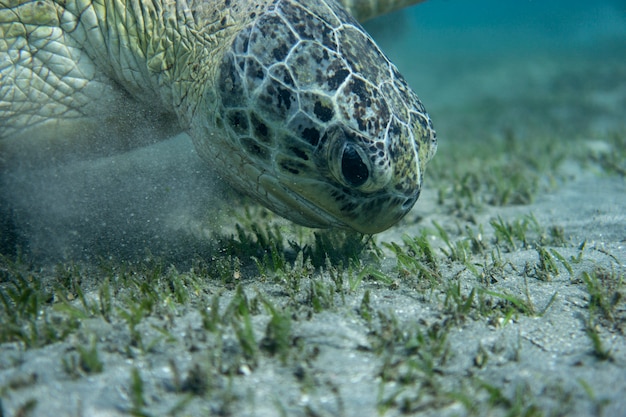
0 0 436 234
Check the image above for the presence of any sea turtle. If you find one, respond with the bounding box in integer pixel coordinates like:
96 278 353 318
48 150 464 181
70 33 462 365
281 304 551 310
0 0 436 235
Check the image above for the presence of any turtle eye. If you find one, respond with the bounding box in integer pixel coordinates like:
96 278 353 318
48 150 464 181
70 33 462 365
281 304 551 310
341 144 369 187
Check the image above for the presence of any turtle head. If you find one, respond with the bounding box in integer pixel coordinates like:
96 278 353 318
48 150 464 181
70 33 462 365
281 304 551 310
197 0 436 234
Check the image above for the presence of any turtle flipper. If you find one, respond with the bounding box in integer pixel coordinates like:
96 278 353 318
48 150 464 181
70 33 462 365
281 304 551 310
0 108 181 168
0 0 181 167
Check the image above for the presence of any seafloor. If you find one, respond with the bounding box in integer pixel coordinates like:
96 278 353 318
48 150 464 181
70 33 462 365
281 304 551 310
1 1 625 416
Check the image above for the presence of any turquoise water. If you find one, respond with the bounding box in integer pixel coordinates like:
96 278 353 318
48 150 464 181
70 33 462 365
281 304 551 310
366 0 626 140
378 0 626 56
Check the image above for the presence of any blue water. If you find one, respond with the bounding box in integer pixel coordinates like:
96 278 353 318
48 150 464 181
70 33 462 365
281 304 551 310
366 0 626 140
401 0 626 49
412 0 625 37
